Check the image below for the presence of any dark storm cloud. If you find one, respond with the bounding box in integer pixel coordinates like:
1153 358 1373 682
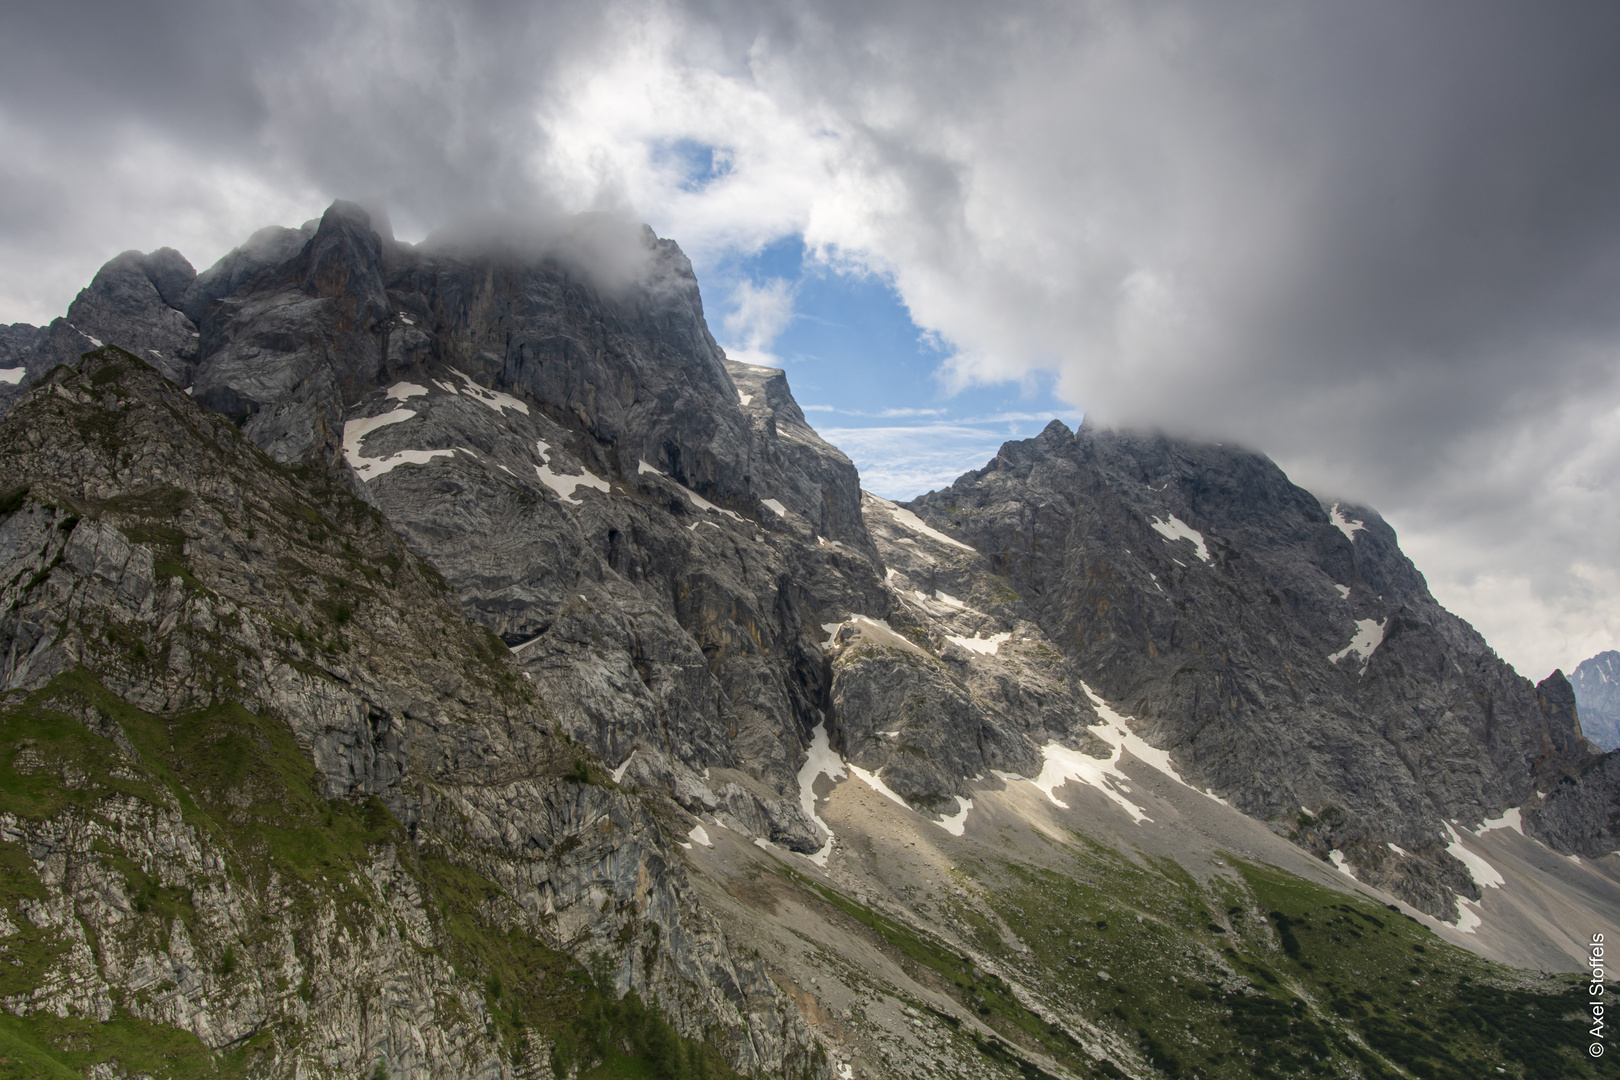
0 0 272 140
2 0 1618 671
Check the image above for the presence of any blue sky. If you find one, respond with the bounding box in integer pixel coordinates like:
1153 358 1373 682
690 234 1081 500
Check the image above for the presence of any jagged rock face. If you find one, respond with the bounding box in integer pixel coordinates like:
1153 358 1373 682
0 348 824 1078
1572 649 1620 750
1526 750 1620 858
64 248 200 387
9 200 1615 941
908 420 1600 917
1527 654 1620 857
339 359 888 846
0 203 892 860
177 201 871 558
192 202 391 462
815 494 1113 814
181 221 322 326
0 205 889 856
0 323 45 416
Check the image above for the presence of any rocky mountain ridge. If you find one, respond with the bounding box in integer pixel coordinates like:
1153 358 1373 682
1572 649 1620 750
0 346 819 1078
908 420 1608 915
1 199 1611 919
1 201 1617 1079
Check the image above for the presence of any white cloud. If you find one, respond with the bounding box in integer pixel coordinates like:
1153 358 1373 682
0 114 323 324
818 423 1019 499
720 276 796 364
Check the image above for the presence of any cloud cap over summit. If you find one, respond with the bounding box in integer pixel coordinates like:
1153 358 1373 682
3 0 1620 676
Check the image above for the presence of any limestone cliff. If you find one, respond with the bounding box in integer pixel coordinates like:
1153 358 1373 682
0 347 823 1078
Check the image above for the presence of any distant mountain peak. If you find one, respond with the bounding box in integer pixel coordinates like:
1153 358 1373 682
1572 649 1620 749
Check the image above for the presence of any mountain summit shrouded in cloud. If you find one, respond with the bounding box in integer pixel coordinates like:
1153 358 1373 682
3 196 1615 1077
3 0 1620 675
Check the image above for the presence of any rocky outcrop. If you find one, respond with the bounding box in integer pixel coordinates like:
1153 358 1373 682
10 197 1617 965
0 347 826 1078
1 205 899 864
191 202 393 463
907 419 1601 917
1572 649 1620 750
62 248 199 387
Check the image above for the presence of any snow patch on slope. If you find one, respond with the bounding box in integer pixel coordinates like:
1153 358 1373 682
947 632 1011 655
1027 740 1150 823
1328 618 1387 674
847 763 911 811
638 460 744 522
611 751 638 784
534 440 610 504
1149 515 1209 562
343 409 459 481
1003 682 1231 821
821 615 931 658
385 381 429 401
0 368 25 386
1442 824 1501 933
1329 503 1366 541
1445 823 1505 889
1475 808 1523 836
797 722 846 867
937 797 973 837
448 369 529 414
1080 682 1228 803
881 501 975 552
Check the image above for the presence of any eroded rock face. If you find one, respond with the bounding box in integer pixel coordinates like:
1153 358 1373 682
907 420 1601 917
10 199 1615 956
0 348 825 1078
2 207 899 862
1572 649 1620 750
0 249 201 415
1526 747 1620 857
64 248 200 387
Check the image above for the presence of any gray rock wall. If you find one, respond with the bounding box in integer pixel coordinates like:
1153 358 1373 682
1572 649 1620 750
909 419 1601 917
0 347 827 1078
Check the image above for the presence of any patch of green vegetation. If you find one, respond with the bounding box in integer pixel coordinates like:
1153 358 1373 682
73 408 126 454
101 485 189 522
563 757 612 787
415 855 733 1080
315 596 352 625
573 990 732 1080
0 1008 278 1080
957 840 1602 1080
95 487 208 588
768 863 1098 1078
0 843 69 1006
0 361 694 1076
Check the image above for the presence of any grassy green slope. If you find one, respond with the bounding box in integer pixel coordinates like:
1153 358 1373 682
754 834 1604 1080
